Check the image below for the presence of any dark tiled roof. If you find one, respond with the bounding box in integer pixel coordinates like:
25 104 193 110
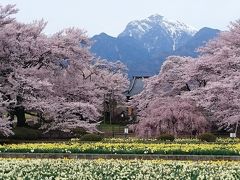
125 76 150 97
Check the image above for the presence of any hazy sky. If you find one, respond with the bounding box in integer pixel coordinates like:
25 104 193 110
1 0 240 37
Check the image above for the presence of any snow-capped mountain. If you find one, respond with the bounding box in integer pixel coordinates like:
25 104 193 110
119 14 197 51
91 14 220 77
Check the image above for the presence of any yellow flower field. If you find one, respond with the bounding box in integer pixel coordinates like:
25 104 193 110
0 141 240 155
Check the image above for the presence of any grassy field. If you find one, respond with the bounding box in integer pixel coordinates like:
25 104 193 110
98 123 133 138
98 124 125 132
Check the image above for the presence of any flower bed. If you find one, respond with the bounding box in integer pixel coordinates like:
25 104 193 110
100 137 240 144
0 142 240 155
0 159 239 179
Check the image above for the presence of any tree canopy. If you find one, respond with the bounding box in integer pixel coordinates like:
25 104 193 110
0 4 129 136
131 20 240 137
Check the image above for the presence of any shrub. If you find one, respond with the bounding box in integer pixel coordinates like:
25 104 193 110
198 133 217 142
9 127 42 140
157 134 175 142
80 134 103 142
72 128 87 138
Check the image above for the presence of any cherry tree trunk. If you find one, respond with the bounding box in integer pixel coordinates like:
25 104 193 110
15 106 27 127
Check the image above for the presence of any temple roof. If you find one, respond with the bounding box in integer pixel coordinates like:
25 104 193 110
125 76 150 97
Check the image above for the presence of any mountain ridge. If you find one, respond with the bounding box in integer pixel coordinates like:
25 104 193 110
91 14 220 76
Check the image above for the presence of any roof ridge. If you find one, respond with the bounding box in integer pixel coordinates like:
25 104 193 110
128 76 136 92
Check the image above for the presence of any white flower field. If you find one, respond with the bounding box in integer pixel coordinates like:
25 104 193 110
0 159 239 179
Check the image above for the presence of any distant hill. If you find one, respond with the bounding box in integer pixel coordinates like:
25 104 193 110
91 14 220 76
174 27 220 57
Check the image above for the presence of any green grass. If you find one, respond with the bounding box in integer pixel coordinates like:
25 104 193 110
98 123 125 133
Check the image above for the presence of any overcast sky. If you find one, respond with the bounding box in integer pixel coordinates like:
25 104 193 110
1 0 240 37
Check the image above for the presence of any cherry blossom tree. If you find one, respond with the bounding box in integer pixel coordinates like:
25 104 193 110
131 97 209 138
0 4 129 135
131 20 240 137
184 20 240 131
0 4 56 128
130 56 209 137
130 56 195 119
0 95 14 136
26 59 128 134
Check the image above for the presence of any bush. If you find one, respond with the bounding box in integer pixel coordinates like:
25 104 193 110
157 134 175 142
72 128 87 138
9 127 42 140
198 133 217 142
80 134 103 142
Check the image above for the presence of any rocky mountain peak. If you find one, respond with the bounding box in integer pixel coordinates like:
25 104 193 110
91 15 220 77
